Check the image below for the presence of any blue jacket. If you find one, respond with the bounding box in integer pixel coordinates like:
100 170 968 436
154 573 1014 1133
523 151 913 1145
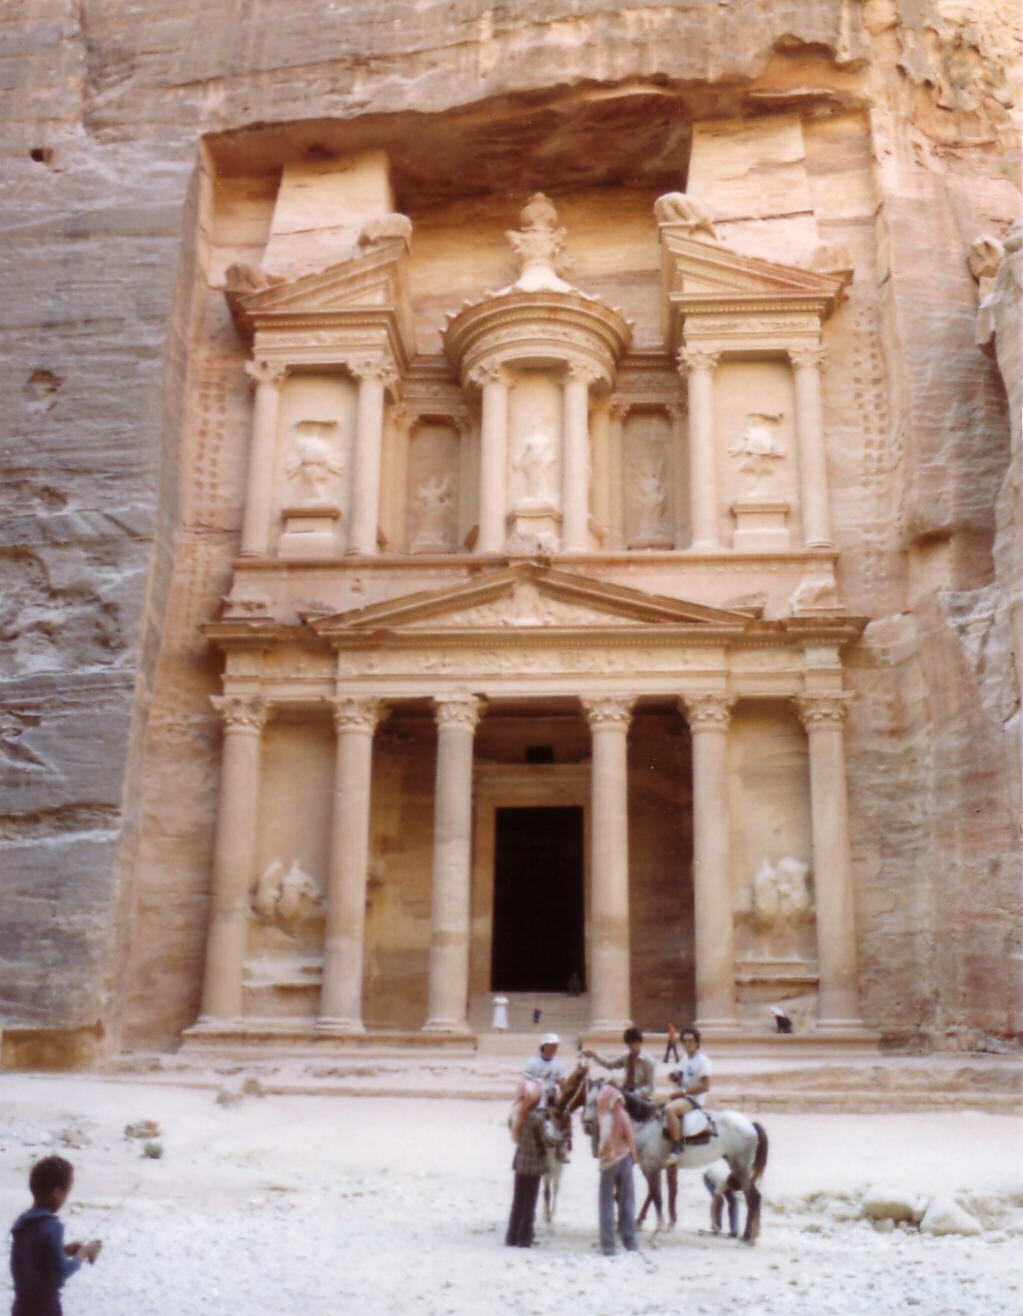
9 1206 81 1316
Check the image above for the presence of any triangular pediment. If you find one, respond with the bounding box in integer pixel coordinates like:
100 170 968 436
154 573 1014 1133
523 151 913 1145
309 564 754 639
661 233 850 305
226 242 415 354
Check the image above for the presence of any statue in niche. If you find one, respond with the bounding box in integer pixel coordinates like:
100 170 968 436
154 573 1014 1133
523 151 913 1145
410 473 454 551
729 412 786 495
251 859 325 935
750 856 814 960
634 463 668 536
285 421 344 502
513 427 555 507
653 192 717 240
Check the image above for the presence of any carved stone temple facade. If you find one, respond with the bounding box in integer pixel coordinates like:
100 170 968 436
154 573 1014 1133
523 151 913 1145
2 3 1019 1065
182 182 875 1046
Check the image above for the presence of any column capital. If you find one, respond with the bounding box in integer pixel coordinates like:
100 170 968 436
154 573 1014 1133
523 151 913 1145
211 694 268 732
582 695 634 731
433 694 483 732
793 691 854 728
347 356 398 389
466 361 510 390
607 397 630 423
681 692 735 729
245 359 287 387
565 361 603 388
677 344 721 375
329 696 381 734
788 345 826 371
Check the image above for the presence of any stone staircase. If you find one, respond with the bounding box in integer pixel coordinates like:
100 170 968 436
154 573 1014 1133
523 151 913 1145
468 991 590 1049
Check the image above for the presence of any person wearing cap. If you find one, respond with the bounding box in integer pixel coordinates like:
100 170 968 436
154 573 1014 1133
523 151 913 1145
662 1025 711 1161
523 1034 569 1163
581 1027 656 1099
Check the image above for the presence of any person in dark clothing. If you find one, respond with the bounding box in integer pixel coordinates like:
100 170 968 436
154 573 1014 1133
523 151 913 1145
9 1156 101 1316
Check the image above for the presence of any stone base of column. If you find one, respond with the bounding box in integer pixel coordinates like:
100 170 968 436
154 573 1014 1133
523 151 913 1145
814 1016 867 1033
421 1018 473 1035
189 1015 243 1032
695 1017 743 1032
315 1016 366 1035
587 1016 633 1035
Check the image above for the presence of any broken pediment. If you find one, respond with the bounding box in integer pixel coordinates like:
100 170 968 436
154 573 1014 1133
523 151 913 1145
308 563 754 640
657 230 851 354
226 240 416 366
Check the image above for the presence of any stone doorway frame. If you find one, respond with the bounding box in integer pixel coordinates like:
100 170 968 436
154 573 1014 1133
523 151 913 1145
469 762 590 1013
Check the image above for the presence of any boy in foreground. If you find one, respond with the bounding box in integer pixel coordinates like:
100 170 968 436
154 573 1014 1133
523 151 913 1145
10 1156 101 1316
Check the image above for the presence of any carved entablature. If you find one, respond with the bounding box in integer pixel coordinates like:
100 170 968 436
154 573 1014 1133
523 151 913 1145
654 206 851 360
225 238 416 389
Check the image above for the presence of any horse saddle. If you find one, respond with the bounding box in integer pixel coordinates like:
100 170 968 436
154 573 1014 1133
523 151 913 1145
681 1108 716 1145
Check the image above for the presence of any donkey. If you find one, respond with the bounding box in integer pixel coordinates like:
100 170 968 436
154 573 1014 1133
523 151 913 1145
540 1060 590 1223
582 1076 768 1244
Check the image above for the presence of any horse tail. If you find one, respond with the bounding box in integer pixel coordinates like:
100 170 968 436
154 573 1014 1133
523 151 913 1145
752 1122 769 1182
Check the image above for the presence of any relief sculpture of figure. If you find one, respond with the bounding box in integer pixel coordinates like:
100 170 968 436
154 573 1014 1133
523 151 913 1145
514 427 554 507
410 473 454 550
635 466 668 536
729 412 785 495
285 424 344 502
751 855 813 959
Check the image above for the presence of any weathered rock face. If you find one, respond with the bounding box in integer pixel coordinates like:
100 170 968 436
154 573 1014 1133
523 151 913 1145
0 0 1018 1059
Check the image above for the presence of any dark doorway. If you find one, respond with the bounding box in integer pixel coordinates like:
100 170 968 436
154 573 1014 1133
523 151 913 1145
490 805 586 992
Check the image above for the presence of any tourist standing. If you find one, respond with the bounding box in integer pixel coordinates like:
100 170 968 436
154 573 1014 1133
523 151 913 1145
595 1083 639 1256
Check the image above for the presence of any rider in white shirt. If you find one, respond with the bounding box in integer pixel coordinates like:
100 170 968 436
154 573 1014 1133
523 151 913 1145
662 1025 711 1161
522 1032 569 1162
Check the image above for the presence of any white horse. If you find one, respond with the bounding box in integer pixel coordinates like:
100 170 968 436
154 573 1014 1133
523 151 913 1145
582 1077 768 1243
538 1061 590 1223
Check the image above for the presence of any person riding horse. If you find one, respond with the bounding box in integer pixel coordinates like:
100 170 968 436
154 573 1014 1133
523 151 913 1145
661 1025 711 1161
581 1026 656 1098
523 1033 570 1162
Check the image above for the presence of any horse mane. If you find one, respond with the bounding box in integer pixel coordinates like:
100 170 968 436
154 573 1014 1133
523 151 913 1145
621 1090 660 1124
553 1061 590 1116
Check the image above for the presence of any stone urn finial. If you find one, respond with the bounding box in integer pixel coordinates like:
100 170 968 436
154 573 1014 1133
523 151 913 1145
506 192 570 292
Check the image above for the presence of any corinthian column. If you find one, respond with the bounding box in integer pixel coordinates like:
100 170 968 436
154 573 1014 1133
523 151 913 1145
318 697 380 1032
681 693 738 1029
794 693 861 1026
789 347 832 549
678 346 721 550
583 696 633 1032
562 364 599 553
424 695 482 1032
198 695 268 1022
241 361 287 556
347 360 394 556
471 363 510 554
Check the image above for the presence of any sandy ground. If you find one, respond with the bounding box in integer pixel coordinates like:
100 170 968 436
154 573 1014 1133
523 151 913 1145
0 1073 1021 1316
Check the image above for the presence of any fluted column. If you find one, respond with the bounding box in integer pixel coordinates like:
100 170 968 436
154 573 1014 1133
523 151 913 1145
472 364 510 554
583 696 633 1032
678 346 721 550
241 361 286 556
794 693 861 1026
562 364 599 553
681 693 738 1029
790 347 832 549
318 697 380 1032
347 360 393 556
198 695 268 1022
424 695 482 1032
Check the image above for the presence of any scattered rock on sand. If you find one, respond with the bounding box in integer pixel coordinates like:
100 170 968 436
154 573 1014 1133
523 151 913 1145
124 1120 161 1139
861 1186 926 1224
920 1198 984 1237
216 1088 243 1107
242 1077 267 1098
